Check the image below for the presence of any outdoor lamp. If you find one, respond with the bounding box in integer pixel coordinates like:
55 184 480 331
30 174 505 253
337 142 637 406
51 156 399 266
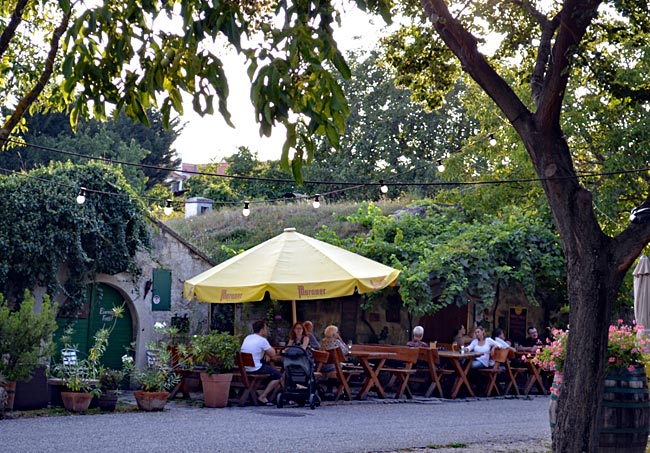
379 180 388 194
489 134 497 146
313 194 321 209
242 201 251 217
76 187 86 205
163 199 173 216
436 159 445 173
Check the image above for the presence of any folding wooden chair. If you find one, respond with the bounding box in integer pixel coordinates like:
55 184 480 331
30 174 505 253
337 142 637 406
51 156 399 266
230 352 271 406
410 347 454 398
478 348 511 396
327 347 362 401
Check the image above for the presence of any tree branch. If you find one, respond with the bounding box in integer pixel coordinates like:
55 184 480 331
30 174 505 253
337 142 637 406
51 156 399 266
0 0 29 60
537 0 602 129
419 0 531 130
1 11 70 142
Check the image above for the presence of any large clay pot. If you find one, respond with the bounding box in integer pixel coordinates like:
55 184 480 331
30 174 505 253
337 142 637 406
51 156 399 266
200 372 233 408
61 391 93 412
133 390 169 411
14 366 48 410
0 381 16 411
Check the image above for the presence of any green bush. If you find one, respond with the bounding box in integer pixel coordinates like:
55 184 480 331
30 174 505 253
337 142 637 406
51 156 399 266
191 331 240 375
0 290 58 382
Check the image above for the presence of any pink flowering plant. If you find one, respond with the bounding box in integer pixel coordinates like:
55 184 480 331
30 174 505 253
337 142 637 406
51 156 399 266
534 320 649 375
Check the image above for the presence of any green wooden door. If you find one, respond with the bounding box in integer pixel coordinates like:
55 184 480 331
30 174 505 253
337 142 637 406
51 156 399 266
54 284 133 370
87 284 133 370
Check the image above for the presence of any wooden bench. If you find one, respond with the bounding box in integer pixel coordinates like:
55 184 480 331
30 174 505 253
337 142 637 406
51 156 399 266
230 352 271 406
409 347 455 398
311 348 329 381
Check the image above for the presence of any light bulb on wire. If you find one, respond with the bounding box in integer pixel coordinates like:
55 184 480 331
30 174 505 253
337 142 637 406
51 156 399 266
312 194 321 209
163 199 173 216
379 180 388 194
76 187 86 205
436 159 445 173
242 201 251 217
489 134 497 146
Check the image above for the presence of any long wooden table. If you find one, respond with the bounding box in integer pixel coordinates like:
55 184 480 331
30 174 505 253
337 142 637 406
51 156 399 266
437 350 482 399
518 353 548 395
347 350 396 399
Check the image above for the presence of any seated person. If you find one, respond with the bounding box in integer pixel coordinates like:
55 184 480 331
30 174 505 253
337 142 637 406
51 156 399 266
452 324 474 347
406 325 428 348
319 324 349 378
240 319 282 405
286 322 310 350
465 326 502 369
519 326 544 353
492 328 515 352
303 320 320 349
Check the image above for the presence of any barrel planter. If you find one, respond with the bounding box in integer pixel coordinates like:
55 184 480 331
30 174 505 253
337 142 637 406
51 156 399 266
599 365 650 453
14 366 48 410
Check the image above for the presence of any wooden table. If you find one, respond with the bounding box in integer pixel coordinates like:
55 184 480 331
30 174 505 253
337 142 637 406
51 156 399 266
347 350 396 399
437 350 482 399
519 353 548 395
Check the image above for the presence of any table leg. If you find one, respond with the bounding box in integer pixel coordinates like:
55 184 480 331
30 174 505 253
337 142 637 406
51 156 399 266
449 358 475 399
356 358 387 399
524 362 548 395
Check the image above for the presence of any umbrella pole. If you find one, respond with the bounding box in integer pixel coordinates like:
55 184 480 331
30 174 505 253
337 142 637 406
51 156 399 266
292 300 297 325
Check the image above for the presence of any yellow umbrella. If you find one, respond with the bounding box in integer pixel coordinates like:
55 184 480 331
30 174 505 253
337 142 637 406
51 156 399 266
184 228 400 322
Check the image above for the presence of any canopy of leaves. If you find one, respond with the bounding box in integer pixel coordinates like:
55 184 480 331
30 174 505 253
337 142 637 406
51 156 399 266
318 201 565 317
0 161 150 311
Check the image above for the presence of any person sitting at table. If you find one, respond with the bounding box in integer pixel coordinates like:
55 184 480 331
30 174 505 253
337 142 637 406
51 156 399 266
286 322 310 350
492 328 516 352
406 325 428 348
240 319 282 405
452 324 473 347
303 320 320 349
519 326 544 353
319 324 349 378
465 326 502 369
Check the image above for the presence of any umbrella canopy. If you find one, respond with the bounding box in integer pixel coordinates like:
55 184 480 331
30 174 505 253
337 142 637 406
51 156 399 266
184 228 400 309
634 255 650 334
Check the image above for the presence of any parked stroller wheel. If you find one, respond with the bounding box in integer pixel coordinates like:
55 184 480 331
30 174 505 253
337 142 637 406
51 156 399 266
276 392 284 408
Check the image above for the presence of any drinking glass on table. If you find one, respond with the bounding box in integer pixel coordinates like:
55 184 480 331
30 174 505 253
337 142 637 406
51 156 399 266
452 341 459 352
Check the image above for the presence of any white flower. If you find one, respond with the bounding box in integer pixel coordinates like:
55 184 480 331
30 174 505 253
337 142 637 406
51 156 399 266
121 355 134 364
154 322 166 330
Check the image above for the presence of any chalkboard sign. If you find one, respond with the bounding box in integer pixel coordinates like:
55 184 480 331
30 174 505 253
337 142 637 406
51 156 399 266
508 306 527 343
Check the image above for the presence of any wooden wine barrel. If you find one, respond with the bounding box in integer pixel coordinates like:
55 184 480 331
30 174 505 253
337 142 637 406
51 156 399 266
599 365 650 453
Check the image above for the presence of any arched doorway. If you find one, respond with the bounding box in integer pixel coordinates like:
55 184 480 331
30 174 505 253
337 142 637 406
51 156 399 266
54 283 134 370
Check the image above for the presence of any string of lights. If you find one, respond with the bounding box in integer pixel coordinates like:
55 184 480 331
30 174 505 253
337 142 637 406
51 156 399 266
1 136 649 217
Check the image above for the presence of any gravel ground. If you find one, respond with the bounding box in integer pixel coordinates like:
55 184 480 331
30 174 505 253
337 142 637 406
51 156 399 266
2 393 552 453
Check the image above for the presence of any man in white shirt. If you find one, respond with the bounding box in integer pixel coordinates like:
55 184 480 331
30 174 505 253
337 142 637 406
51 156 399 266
241 320 282 404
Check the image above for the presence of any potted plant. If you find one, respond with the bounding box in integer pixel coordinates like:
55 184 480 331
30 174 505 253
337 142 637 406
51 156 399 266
122 345 179 411
0 290 57 411
49 306 123 412
191 330 240 408
96 368 124 412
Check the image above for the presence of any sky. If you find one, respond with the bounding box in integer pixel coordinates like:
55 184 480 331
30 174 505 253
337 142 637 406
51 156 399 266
173 9 384 164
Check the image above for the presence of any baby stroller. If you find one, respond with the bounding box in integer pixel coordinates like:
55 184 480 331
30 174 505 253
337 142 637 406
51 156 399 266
276 345 320 409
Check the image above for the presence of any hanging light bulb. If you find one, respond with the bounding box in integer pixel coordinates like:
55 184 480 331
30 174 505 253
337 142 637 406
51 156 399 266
76 187 86 205
163 199 173 216
242 201 251 217
379 180 388 194
489 134 497 146
312 194 321 209
436 159 446 173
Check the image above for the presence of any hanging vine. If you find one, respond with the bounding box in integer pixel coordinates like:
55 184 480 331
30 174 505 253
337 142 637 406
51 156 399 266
0 161 151 313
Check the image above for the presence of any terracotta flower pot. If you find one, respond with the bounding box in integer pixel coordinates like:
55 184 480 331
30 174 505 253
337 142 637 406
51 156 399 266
61 391 93 412
97 391 119 412
133 390 169 411
200 372 233 408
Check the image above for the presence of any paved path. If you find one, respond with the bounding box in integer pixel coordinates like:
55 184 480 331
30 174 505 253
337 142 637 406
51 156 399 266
2 395 551 452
